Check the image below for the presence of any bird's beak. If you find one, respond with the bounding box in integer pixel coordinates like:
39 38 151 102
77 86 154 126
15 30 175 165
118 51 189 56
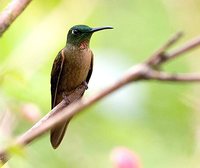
90 26 113 33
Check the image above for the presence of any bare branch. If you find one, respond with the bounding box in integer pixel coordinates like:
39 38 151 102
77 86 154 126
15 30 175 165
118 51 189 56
21 83 87 142
16 64 144 144
145 69 200 82
0 0 32 37
1 32 200 165
146 32 183 66
161 35 200 64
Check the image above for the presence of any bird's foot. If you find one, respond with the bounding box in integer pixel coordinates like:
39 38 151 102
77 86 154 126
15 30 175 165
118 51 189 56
81 81 88 90
62 82 88 106
62 92 71 105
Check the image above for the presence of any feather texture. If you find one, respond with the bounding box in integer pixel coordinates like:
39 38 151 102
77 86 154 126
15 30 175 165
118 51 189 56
50 47 93 148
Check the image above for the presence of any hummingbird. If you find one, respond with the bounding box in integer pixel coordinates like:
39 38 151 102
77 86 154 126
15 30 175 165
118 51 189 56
50 25 113 149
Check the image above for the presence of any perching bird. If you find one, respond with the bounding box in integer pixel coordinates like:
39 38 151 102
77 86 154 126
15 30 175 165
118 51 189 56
50 25 113 149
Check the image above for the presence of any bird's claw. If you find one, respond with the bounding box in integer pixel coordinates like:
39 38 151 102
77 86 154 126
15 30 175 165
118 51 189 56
81 81 88 90
62 81 88 105
62 92 71 105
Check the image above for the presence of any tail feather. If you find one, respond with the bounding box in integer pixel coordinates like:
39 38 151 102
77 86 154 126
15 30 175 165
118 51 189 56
50 86 85 148
50 119 71 149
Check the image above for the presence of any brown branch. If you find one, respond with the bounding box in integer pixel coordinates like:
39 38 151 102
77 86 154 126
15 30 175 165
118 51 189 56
146 31 183 66
145 69 200 82
0 0 32 37
1 32 200 166
8 65 144 146
160 35 200 64
19 82 88 143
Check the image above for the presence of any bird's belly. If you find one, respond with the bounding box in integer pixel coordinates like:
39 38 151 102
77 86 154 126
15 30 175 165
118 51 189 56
59 53 91 92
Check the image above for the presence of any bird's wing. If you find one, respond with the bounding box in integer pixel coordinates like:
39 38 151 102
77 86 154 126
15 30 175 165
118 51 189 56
51 49 65 109
86 51 93 83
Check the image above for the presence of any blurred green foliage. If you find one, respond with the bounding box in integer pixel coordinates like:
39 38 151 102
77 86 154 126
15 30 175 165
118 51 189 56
1 0 200 167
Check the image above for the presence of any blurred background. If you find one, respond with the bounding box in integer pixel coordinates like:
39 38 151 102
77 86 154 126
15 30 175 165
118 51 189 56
0 0 200 167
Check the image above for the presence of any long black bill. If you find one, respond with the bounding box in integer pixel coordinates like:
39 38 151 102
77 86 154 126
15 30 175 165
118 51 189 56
90 26 113 33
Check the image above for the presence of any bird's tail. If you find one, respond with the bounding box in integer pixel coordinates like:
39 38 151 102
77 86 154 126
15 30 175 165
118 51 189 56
50 117 72 149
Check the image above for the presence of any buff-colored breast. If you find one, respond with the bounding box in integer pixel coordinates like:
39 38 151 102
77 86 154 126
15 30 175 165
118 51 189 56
58 47 92 93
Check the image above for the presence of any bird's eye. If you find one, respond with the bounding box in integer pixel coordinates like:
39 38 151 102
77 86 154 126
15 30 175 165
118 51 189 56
72 29 80 35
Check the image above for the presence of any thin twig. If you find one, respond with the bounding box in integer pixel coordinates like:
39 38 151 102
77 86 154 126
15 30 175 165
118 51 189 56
146 31 183 66
160 35 200 64
145 70 200 82
0 0 32 37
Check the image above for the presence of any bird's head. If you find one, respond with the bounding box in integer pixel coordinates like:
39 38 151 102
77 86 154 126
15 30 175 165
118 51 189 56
66 25 113 48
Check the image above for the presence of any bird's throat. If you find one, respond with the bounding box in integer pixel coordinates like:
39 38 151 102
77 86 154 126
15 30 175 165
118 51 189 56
67 41 90 50
79 40 90 50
